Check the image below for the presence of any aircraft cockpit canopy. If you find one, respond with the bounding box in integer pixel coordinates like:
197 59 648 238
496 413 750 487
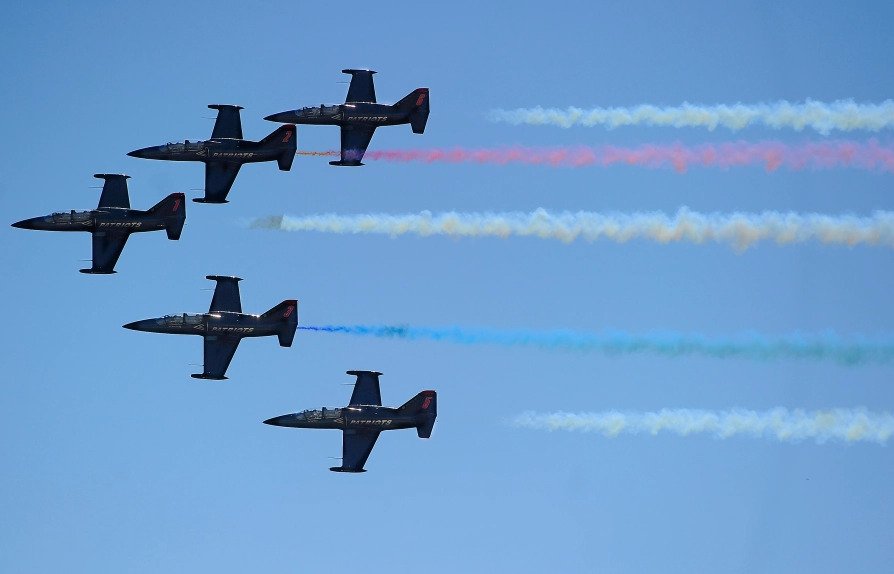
294 408 344 421
297 105 340 118
49 210 92 223
159 140 206 153
158 313 204 326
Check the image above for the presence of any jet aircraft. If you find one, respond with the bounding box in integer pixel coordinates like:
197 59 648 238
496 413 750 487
11 174 185 274
128 105 297 204
264 370 436 473
123 276 298 380
264 69 429 166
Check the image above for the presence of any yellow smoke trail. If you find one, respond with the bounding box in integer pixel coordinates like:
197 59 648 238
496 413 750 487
250 208 894 251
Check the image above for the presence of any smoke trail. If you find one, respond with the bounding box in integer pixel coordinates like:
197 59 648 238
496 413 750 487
489 100 894 134
250 208 894 251
298 325 894 366
510 409 894 445
298 140 894 172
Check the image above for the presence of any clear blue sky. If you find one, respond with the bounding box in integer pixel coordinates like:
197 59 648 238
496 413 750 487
2 1 892 572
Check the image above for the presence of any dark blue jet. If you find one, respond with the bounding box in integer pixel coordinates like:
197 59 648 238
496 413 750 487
264 69 429 166
11 174 185 274
264 370 436 473
123 276 298 380
128 105 297 204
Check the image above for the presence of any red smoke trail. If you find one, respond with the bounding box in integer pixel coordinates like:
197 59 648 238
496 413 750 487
298 140 894 172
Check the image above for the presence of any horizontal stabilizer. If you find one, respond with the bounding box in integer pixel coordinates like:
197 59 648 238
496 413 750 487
278 151 295 171
410 105 429 134
79 268 116 275
329 160 364 167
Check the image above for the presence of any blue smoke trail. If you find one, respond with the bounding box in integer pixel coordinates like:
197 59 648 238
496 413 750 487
298 325 894 365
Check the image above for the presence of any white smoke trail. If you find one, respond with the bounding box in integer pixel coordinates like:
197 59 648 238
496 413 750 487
489 100 894 134
251 208 894 251
511 409 894 444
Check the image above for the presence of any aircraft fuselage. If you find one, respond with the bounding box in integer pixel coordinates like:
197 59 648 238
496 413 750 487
267 103 411 128
12 206 178 234
128 138 287 165
124 311 285 338
264 405 421 432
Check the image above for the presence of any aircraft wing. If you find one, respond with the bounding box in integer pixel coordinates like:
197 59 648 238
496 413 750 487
208 276 242 313
333 429 380 472
199 162 241 203
95 174 131 209
343 69 376 103
348 370 382 406
88 230 129 273
334 125 376 165
194 335 241 380
209 104 244 140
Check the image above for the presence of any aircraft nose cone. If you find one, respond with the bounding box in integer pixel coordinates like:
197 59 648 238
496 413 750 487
263 414 293 427
123 319 152 331
264 111 293 123
11 218 34 229
127 147 152 159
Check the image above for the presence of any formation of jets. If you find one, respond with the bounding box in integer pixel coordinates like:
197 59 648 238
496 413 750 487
12 70 434 473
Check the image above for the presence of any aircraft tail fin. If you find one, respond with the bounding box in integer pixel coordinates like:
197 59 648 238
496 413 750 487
261 299 299 347
259 124 297 171
393 88 429 134
398 390 437 438
149 193 186 240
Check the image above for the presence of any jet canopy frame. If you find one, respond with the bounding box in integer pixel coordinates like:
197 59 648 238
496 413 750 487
158 313 205 326
294 408 345 422
50 210 92 223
